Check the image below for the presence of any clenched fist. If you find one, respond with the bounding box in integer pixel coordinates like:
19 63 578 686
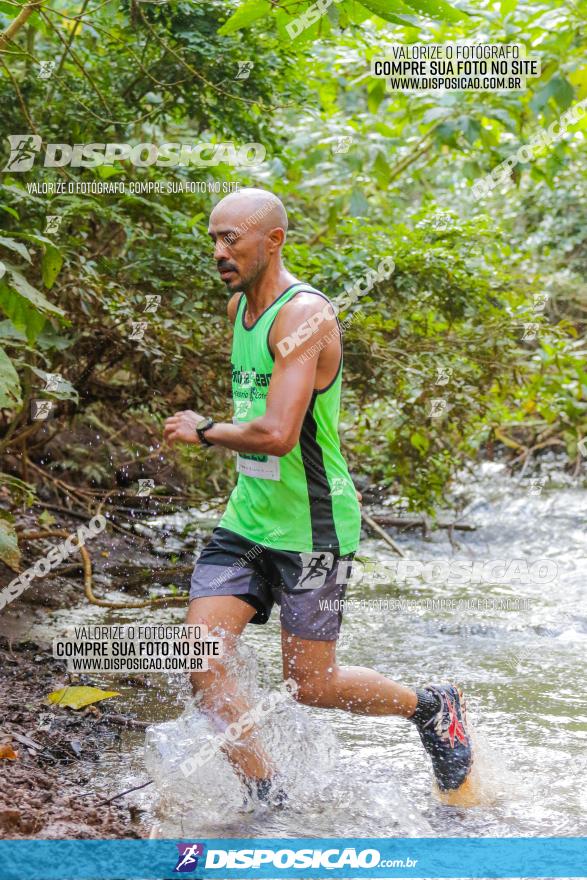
163 410 204 447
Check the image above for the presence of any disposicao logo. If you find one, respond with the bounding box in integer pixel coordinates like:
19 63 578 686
197 846 382 870
174 843 205 873
2 135 266 171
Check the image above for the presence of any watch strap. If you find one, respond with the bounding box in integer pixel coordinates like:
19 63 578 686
196 418 215 447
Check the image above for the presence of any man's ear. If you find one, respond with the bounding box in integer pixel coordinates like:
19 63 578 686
267 226 286 252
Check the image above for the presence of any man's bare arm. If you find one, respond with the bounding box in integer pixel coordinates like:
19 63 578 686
163 294 338 455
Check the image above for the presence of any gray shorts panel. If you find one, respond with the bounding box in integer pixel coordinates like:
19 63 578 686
187 527 353 640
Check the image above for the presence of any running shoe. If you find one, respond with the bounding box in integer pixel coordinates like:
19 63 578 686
243 776 288 809
412 684 473 791
255 776 288 807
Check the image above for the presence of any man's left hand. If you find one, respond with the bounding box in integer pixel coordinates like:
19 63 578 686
163 410 204 447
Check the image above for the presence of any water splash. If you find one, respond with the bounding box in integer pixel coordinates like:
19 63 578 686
145 641 339 835
144 640 434 837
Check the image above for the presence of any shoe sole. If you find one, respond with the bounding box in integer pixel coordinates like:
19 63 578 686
434 685 477 804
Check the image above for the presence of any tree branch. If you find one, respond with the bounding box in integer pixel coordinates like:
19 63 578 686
0 1 42 52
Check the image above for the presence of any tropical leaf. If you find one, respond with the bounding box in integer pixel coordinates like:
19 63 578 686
0 1 21 14
218 0 271 35
531 74 575 113
0 236 32 263
353 0 417 26
568 64 587 101
0 319 26 342
0 472 35 505
27 365 78 401
399 0 467 22
0 284 46 343
0 514 21 572
17 233 65 290
46 686 121 710
0 273 62 343
7 269 65 318
0 345 22 408
42 246 64 289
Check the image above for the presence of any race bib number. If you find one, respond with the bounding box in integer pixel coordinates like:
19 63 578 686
236 452 281 481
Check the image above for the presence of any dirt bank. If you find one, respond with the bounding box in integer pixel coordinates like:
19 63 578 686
0 635 150 839
0 501 207 840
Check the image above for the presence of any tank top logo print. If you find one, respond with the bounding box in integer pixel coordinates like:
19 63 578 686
231 361 280 479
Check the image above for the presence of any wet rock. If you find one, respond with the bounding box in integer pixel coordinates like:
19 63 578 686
22 576 79 608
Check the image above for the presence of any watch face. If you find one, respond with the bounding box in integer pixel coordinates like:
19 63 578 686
197 418 211 431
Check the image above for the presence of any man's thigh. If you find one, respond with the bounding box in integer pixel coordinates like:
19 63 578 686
189 526 274 625
186 594 255 634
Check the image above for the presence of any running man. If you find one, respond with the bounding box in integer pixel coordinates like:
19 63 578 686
163 187 474 803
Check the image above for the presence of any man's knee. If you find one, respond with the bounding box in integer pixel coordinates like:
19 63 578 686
189 655 227 696
185 611 230 693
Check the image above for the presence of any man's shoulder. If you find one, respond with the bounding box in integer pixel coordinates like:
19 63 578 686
290 282 329 301
281 285 334 316
270 286 339 358
227 292 242 324
272 285 337 335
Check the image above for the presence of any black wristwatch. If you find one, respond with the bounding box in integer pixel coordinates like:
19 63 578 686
196 417 215 447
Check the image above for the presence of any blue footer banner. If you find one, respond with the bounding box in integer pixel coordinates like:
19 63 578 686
0 837 586 879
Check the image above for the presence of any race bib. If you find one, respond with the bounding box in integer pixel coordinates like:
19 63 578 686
232 415 281 480
236 452 281 480
236 452 281 481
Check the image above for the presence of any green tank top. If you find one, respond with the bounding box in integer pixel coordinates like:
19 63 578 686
219 282 361 555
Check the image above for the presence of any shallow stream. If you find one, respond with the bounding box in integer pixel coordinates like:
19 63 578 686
8 461 587 839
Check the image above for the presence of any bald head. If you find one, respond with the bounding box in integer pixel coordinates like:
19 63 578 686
210 187 288 238
208 188 289 293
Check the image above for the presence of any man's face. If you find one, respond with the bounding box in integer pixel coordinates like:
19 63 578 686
208 206 271 293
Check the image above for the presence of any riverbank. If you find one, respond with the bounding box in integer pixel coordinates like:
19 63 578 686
0 635 146 839
0 506 178 841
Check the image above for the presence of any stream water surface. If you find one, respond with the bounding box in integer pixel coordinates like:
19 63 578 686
9 461 587 840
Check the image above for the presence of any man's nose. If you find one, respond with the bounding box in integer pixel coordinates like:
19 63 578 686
214 238 230 261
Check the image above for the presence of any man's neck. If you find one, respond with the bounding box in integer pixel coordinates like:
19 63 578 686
242 266 298 322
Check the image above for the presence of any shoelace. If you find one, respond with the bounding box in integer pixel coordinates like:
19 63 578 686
420 692 447 731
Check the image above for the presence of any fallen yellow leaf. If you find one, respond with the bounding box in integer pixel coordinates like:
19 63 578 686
0 743 18 760
46 686 121 710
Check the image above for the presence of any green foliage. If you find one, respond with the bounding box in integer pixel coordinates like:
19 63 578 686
0 509 20 570
0 0 586 512
0 344 21 407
